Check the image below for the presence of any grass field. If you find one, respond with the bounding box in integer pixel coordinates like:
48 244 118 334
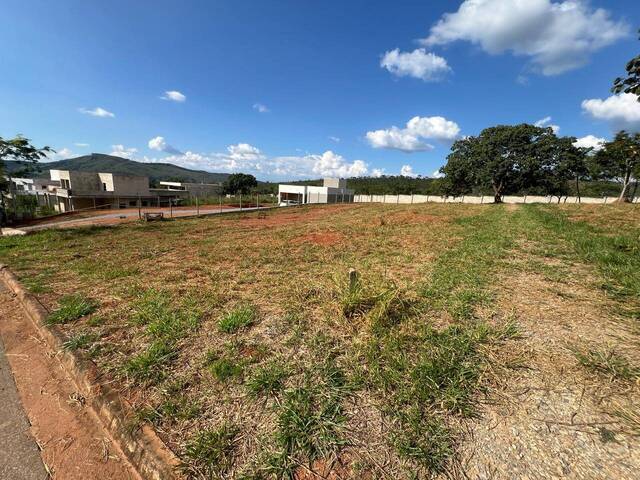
1 203 639 479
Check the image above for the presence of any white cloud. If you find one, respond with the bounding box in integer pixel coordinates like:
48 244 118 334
329 136 341 143
43 147 75 162
141 144 369 179
422 0 629 75
110 145 138 159
148 136 183 155
431 169 444 179
400 165 417 177
581 93 640 131
161 90 186 102
573 134 606 152
366 115 461 152
311 151 368 177
253 103 269 113
74 143 89 147
534 116 560 134
371 168 385 178
381 48 451 81
79 107 115 118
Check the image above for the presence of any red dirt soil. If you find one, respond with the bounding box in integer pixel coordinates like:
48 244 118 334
0 287 139 480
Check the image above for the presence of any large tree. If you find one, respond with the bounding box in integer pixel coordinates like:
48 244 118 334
0 135 52 178
592 131 640 202
612 29 640 101
0 135 52 225
222 173 258 195
440 124 557 203
544 137 590 202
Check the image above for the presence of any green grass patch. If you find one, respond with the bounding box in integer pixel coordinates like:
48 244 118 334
523 205 640 300
205 350 244 382
182 424 238 478
421 207 515 320
246 361 289 397
123 289 203 383
62 333 98 351
47 294 97 325
217 304 256 333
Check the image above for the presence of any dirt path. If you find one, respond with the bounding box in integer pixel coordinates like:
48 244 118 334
461 239 640 478
0 284 139 480
0 304 48 480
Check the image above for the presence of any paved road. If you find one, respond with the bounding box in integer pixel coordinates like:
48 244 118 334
18 205 270 233
0 284 48 480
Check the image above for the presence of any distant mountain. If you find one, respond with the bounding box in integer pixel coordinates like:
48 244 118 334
3 154 230 184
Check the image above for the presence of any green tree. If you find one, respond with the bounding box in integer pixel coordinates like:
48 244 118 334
592 131 640 202
440 124 556 203
0 135 52 178
544 137 591 202
612 29 640 101
0 135 52 225
222 173 258 195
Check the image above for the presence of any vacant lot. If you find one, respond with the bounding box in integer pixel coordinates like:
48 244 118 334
1 203 639 479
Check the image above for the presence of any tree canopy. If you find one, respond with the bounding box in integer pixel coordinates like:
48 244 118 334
612 29 640 101
0 135 52 180
223 173 258 195
592 131 640 202
440 124 560 202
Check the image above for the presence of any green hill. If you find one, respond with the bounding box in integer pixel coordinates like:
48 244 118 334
3 154 230 184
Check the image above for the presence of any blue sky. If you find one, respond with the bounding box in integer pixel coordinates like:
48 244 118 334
1 0 640 180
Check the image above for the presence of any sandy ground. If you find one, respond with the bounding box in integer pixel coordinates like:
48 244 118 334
461 248 640 479
0 284 139 480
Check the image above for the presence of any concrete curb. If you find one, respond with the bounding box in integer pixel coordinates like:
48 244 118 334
0 264 181 480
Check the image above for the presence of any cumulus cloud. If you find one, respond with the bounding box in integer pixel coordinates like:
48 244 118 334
573 134 606 152
371 168 385 178
422 0 629 75
110 145 138 159
141 144 369 179
42 147 75 162
534 116 560 134
79 107 115 118
366 115 461 152
253 103 269 113
148 136 183 155
431 169 445 179
381 48 451 81
400 165 417 177
581 93 640 131
161 90 186 102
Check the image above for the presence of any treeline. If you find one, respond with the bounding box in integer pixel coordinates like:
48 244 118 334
258 174 625 198
441 126 639 203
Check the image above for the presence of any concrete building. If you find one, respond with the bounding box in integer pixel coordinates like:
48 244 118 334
4 177 59 195
47 170 181 212
278 178 354 205
157 181 222 198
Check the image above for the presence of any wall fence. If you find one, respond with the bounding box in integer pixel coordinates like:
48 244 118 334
353 194 640 205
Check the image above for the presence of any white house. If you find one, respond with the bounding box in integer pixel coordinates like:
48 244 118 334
278 178 354 205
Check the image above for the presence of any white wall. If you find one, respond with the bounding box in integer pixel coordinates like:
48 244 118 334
353 194 634 205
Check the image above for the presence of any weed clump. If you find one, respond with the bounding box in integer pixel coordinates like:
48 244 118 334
182 424 238 478
205 350 244 382
246 361 289 397
574 347 639 381
218 304 256 333
47 294 97 325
